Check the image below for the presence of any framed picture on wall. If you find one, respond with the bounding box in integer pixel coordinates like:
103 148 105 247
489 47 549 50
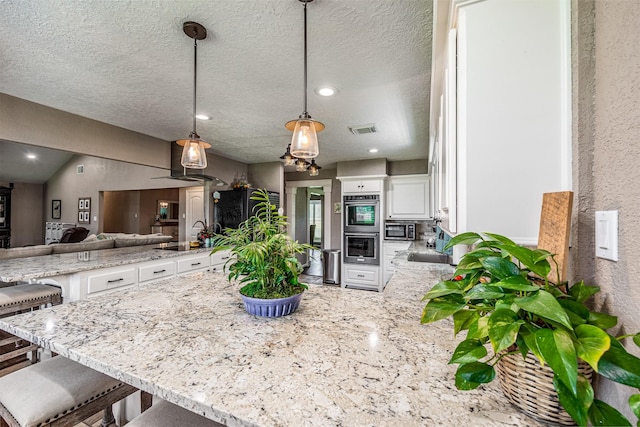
52 200 61 219
78 197 91 224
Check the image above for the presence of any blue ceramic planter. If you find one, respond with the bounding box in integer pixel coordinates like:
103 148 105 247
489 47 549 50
240 292 304 317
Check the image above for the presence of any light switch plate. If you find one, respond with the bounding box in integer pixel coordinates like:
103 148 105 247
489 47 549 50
595 210 618 261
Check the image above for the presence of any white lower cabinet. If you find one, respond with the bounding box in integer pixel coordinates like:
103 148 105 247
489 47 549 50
210 250 232 273
177 253 212 274
139 260 176 283
384 241 412 283
342 264 382 292
85 266 137 298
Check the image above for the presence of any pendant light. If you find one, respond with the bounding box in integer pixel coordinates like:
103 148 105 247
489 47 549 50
285 0 324 159
307 159 321 176
295 158 310 172
176 22 211 169
279 144 296 166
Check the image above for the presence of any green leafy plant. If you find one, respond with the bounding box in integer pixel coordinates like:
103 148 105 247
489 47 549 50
421 232 640 426
211 188 313 299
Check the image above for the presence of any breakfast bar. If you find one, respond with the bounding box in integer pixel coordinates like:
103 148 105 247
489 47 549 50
0 263 544 427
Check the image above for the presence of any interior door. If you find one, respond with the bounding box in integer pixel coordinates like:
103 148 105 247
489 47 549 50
185 187 205 241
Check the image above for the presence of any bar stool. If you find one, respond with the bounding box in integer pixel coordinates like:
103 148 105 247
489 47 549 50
127 400 224 427
0 284 63 376
0 356 136 427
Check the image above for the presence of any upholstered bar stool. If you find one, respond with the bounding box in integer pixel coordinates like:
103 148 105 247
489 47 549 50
0 356 136 427
0 284 63 376
127 400 224 427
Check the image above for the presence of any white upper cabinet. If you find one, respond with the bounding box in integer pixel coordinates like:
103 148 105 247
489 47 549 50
342 178 383 194
386 175 430 220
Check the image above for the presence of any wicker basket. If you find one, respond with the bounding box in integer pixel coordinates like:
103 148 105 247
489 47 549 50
495 351 594 426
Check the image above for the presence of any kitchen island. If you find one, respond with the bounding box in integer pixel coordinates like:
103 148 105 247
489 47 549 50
0 261 544 427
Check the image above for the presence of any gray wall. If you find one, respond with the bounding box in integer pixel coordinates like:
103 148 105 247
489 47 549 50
45 155 198 235
336 158 387 176
0 182 45 246
248 162 284 197
0 93 170 169
388 159 428 175
572 0 640 418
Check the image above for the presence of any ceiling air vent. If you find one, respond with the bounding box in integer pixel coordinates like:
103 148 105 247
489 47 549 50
348 123 377 135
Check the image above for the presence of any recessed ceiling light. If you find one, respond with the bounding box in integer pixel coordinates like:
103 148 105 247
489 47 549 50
315 86 337 97
26 153 36 159
195 114 211 120
368 148 379 153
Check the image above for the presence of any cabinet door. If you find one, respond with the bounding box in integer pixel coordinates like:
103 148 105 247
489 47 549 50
177 253 211 274
86 267 137 295
387 175 430 220
342 179 383 194
342 181 364 193
139 261 176 282
360 179 382 193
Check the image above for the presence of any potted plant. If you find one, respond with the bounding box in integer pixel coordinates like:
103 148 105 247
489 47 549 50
211 188 313 317
421 232 640 426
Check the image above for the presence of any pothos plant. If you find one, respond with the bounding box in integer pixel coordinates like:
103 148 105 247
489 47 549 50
211 188 313 299
421 232 640 426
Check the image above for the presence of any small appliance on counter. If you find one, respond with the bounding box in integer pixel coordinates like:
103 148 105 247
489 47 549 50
384 222 416 241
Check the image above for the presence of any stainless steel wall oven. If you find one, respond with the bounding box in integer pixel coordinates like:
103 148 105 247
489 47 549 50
344 232 380 265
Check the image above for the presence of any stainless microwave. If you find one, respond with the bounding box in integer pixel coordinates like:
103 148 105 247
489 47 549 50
384 222 416 241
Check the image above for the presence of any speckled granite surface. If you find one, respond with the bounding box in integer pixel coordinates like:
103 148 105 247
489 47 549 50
0 244 210 283
0 261 544 427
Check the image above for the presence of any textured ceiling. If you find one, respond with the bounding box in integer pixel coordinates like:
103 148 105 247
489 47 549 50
0 0 432 172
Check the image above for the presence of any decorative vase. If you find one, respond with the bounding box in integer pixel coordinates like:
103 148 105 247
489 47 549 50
495 351 594 426
240 292 304 317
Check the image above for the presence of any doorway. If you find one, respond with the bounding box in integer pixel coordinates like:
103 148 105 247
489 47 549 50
285 179 333 280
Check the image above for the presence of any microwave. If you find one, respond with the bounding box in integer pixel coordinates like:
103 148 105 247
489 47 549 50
384 222 416 241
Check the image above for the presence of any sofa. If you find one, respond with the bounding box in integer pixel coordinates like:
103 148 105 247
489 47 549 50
0 233 173 260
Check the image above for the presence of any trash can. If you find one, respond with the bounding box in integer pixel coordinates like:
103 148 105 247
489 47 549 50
322 249 341 285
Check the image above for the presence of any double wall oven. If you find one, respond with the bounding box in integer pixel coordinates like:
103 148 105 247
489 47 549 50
343 194 380 265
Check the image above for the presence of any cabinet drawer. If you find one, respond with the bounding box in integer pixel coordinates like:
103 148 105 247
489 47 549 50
139 261 176 282
346 267 378 284
87 268 137 294
210 250 232 267
177 254 211 274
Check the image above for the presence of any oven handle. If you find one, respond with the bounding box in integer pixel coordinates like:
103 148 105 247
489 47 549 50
345 233 379 237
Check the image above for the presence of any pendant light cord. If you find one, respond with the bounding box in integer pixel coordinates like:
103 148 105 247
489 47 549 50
302 0 308 118
192 37 198 136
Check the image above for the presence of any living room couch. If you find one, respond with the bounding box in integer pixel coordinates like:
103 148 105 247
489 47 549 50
0 233 173 260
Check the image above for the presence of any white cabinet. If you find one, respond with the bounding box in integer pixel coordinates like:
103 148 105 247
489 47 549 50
429 0 571 245
139 260 176 283
386 175 430 220
85 266 137 297
342 264 382 292
177 253 212 274
342 179 382 194
210 250 232 273
383 241 412 283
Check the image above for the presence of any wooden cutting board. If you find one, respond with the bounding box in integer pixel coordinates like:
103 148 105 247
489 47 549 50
538 191 573 283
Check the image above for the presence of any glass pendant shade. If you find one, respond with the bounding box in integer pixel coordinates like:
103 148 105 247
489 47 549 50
295 158 309 172
178 133 210 169
290 119 320 158
279 144 296 166
307 159 321 176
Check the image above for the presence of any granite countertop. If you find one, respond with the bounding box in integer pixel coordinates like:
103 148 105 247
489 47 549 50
0 262 544 427
0 243 212 283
